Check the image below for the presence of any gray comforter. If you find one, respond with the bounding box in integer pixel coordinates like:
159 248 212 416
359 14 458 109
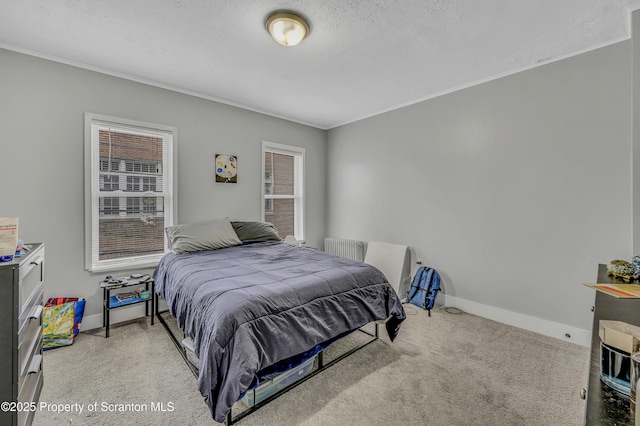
154 241 406 422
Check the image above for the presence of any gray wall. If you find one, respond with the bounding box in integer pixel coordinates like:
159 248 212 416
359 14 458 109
0 48 326 320
326 40 632 335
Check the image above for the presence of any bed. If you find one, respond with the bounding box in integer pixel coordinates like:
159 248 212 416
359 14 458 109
153 219 406 423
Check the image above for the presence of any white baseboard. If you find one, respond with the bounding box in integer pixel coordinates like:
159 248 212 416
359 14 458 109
442 294 591 347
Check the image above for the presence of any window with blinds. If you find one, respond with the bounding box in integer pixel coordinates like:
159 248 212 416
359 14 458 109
262 141 305 241
84 113 177 272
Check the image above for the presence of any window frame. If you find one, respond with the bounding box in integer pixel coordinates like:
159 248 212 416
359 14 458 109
84 113 178 272
261 141 305 241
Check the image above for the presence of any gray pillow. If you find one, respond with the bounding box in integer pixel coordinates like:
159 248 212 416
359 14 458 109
165 218 242 254
231 221 281 242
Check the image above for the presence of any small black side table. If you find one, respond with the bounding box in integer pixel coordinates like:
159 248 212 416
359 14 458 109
100 276 155 338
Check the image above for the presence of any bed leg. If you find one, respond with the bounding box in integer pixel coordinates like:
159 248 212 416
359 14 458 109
225 410 232 425
375 322 379 339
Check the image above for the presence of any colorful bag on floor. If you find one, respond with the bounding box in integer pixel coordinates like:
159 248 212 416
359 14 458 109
43 298 86 350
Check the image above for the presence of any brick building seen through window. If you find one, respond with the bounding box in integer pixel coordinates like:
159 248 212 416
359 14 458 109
264 152 295 238
98 130 165 260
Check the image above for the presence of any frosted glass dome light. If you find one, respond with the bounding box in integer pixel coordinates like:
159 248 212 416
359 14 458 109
265 11 310 47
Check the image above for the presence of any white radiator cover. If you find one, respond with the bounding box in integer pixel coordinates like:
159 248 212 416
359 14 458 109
324 238 365 262
364 241 411 299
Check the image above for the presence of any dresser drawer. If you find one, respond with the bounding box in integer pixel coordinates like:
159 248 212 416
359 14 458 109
18 331 42 395
18 283 43 345
19 247 44 313
17 363 42 426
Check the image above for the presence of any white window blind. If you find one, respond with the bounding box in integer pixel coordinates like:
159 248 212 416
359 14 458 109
262 141 305 241
84 113 177 272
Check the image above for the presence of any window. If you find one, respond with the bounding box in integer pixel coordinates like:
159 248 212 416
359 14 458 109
85 113 177 272
262 141 305 241
125 176 156 192
126 197 141 215
100 197 120 216
100 174 119 191
100 159 120 172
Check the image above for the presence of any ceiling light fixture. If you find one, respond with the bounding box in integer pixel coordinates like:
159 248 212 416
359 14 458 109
265 10 310 47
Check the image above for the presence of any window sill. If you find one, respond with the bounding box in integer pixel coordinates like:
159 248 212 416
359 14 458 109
88 260 160 274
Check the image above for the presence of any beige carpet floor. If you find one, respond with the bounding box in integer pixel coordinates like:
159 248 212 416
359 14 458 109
33 306 589 426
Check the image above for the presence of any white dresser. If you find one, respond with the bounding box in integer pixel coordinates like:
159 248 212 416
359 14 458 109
0 243 45 426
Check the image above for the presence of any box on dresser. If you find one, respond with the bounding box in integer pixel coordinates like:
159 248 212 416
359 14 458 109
0 243 45 426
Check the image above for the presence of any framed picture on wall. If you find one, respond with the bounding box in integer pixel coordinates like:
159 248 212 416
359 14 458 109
215 154 238 183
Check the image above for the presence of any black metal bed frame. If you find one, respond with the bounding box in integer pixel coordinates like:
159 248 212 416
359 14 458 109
153 291 380 425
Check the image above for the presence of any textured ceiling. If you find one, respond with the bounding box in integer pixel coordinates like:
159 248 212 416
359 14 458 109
1 1 640 129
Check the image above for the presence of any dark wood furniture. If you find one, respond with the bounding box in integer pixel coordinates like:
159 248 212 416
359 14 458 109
585 264 640 425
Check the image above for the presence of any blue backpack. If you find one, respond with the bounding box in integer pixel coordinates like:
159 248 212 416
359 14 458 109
407 266 441 316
